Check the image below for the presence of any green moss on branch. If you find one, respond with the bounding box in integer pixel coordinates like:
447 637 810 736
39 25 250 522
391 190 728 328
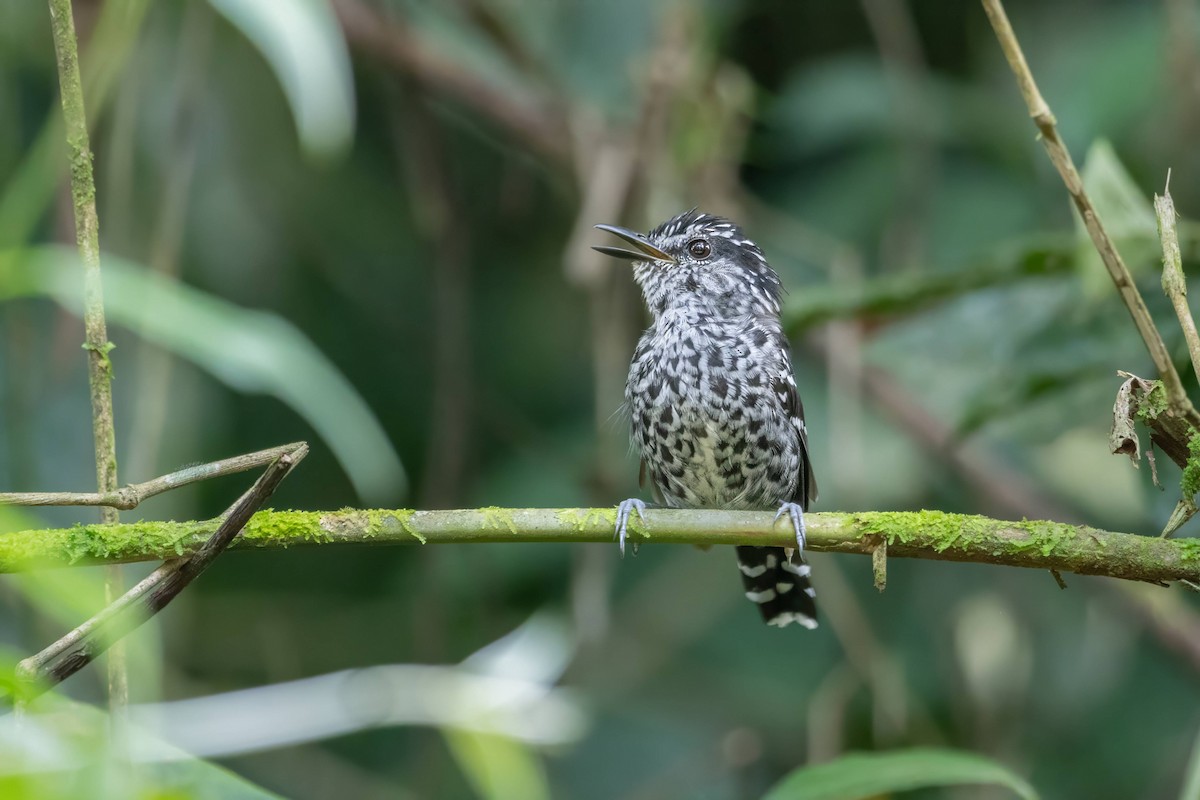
1 508 1198 585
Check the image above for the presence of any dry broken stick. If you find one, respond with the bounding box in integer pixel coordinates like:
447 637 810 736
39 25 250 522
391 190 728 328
1153 186 1200 535
0 443 305 510
13 442 307 699
1108 189 1200 537
1157 185 1200 386
1111 373 1183 474
1112 373 1197 536
872 540 887 592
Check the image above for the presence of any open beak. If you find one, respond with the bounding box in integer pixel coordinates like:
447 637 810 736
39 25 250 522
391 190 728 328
592 224 676 264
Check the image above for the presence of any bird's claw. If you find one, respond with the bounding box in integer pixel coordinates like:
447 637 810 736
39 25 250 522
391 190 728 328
774 502 807 560
615 498 647 558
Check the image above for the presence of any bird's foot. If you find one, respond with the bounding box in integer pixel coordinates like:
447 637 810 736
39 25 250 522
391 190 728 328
774 502 807 560
615 498 647 558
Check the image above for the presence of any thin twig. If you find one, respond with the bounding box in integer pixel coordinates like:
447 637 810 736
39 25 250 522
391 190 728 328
14 444 307 698
3 507 1200 586
46 0 126 712
981 0 1200 427
0 443 305 509
1155 185 1200 385
331 0 570 166
457 0 562 95
814 557 943 746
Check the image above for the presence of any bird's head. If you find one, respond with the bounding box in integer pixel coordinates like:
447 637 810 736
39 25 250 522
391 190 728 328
593 210 783 319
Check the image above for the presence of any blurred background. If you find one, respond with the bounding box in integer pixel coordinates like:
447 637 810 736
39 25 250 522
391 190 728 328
2 0 1200 797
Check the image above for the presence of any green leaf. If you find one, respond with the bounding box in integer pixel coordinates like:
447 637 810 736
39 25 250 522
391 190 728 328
1180 722 1200 800
761 748 1039 800
138 759 286 800
1076 139 1159 296
442 729 551 800
206 0 354 158
0 247 406 503
0 699 286 800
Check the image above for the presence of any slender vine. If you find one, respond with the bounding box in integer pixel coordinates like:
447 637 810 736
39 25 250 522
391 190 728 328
46 0 126 709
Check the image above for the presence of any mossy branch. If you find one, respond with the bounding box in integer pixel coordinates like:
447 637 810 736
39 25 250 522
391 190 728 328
4 508 1200 585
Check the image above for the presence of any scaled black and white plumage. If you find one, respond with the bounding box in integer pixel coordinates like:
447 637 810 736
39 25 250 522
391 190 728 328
594 210 819 629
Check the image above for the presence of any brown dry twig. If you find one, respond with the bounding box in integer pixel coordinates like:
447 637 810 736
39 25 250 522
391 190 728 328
1152 182 1200 535
0 443 305 510
13 443 307 699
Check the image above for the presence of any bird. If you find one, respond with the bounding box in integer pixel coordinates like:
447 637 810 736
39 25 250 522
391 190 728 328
593 210 819 629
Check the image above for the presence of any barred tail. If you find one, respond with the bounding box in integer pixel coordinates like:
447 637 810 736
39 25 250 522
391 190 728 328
735 546 817 629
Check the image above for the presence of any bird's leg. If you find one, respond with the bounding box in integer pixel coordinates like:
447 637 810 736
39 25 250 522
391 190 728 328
774 502 807 560
614 498 648 558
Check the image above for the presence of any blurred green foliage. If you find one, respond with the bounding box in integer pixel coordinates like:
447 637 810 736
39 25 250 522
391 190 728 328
761 748 1038 800
3 0 1200 798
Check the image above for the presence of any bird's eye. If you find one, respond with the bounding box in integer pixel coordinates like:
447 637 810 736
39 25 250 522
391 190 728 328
687 238 711 259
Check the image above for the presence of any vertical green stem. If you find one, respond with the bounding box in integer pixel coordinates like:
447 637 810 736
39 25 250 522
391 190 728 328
46 0 127 711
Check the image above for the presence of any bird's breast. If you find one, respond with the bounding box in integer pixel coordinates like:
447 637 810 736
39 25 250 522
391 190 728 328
627 318 797 509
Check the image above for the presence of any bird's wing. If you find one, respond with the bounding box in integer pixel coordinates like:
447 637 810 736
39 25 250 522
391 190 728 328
772 354 818 510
